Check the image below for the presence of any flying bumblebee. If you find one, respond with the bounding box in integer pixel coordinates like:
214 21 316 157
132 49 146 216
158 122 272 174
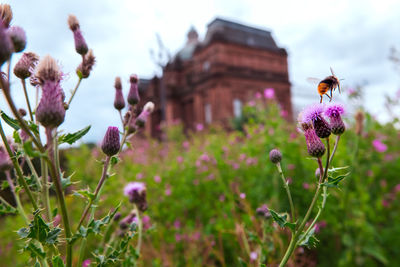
309 68 341 103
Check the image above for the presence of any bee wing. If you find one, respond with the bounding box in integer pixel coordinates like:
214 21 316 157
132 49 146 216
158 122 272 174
307 77 321 84
330 67 336 76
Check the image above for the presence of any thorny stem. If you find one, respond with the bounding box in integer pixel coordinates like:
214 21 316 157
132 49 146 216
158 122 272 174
119 108 136 153
0 119 38 210
118 110 124 126
76 156 111 230
21 79 34 121
45 128 72 267
5 171 29 223
329 135 341 165
133 204 143 255
66 77 82 108
276 162 295 223
25 155 42 190
40 158 52 221
323 138 330 182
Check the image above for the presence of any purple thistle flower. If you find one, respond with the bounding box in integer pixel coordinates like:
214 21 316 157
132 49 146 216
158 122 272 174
256 204 271 219
372 139 387 153
101 126 120 156
14 52 38 79
0 146 12 171
7 26 26 53
127 74 140 105
36 81 66 128
301 122 325 158
113 77 125 110
135 102 155 128
325 103 345 135
301 103 331 138
119 212 137 229
68 15 88 56
124 182 147 211
269 148 282 164
76 49 95 79
0 21 13 66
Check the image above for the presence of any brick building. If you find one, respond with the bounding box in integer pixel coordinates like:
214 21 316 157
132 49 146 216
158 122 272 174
141 18 292 137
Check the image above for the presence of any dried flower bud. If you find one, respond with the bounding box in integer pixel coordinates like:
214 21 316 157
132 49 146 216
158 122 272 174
67 15 79 31
355 110 364 136
124 182 147 211
301 122 325 158
269 148 282 164
76 49 95 79
325 103 345 135
0 4 12 28
101 126 120 156
135 102 155 128
0 146 12 171
18 108 27 117
34 55 62 83
301 103 331 139
256 204 271 219
127 74 140 105
0 21 13 66
114 77 125 110
36 81 66 128
7 26 26 52
14 52 38 79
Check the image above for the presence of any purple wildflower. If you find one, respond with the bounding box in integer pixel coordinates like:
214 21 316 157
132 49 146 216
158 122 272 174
250 251 258 261
7 26 26 52
119 212 137 229
113 77 125 110
14 52 38 79
101 126 120 156
0 20 13 66
256 204 270 219
325 103 345 135
372 139 387 153
154 175 161 183
263 88 275 99
135 102 155 128
82 259 91 267
301 103 331 138
269 148 282 164
36 81 65 128
301 122 325 158
127 74 140 105
124 182 147 211
68 15 88 55
76 49 95 79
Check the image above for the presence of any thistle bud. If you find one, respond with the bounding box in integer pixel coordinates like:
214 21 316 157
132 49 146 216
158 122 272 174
301 122 325 158
36 81 66 128
18 108 27 117
67 15 88 55
256 204 271 219
101 126 120 156
325 104 345 135
34 55 62 83
14 52 38 79
0 146 12 171
119 212 136 230
302 104 331 139
124 182 147 211
0 4 12 28
113 212 122 222
114 77 125 110
0 21 13 66
76 49 95 79
7 26 26 52
269 148 282 164
135 102 155 128
127 74 140 105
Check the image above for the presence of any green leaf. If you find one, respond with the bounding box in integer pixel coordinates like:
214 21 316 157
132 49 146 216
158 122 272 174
73 189 95 202
298 226 319 248
52 256 65 267
24 242 46 259
322 173 350 188
17 227 30 238
52 208 58 219
58 125 91 145
0 202 17 215
269 209 296 230
46 228 62 245
13 130 22 144
110 155 119 165
23 141 44 158
363 246 388 265
0 110 20 130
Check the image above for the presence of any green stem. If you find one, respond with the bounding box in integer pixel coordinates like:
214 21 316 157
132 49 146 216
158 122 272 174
276 162 295 223
21 79 34 121
25 156 42 190
78 238 88 267
0 119 38 210
329 135 341 165
40 158 52 221
133 204 143 256
66 77 82 108
5 171 29 223
323 138 330 182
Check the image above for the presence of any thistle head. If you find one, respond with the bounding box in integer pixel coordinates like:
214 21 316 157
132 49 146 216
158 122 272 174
7 26 26 53
101 126 120 156
269 148 282 164
300 122 325 158
301 103 331 138
325 103 345 135
0 20 13 66
135 102 155 128
34 55 62 83
76 49 95 78
113 77 125 110
14 52 39 79
0 4 12 28
127 74 140 105
124 182 147 211
36 81 66 128
256 204 271 219
67 15 80 31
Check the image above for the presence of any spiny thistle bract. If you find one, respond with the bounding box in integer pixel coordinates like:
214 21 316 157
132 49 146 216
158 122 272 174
101 126 120 156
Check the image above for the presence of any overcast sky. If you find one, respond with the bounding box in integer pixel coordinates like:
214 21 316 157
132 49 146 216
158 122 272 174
2 0 400 142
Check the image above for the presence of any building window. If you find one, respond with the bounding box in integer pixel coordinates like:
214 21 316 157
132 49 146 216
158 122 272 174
205 103 212 124
233 98 242 118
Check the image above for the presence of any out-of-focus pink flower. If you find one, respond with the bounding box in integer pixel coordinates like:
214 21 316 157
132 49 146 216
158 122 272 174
142 215 151 230
250 251 258 261
199 153 210 162
182 141 190 149
232 163 239 170
367 170 374 177
248 100 256 106
82 259 91 267
196 123 204 131
280 110 288 117
174 220 181 229
380 180 387 188
191 231 201 241
177 156 184 163
219 194 225 202
384 154 394 161
239 153 246 161
382 199 390 208
255 92 262 99
287 164 295 170
347 88 356 96
394 184 400 193
175 233 182 242
315 221 327 233
263 88 275 99
193 179 199 186
290 132 297 140
268 128 274 135
239 193 246 199
303 183 310 190
286 177 292 185
136 173 144 180
165 185 172 196
396 88 400 98
372 139 387 153
207 173 215 180
154 175 161 183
